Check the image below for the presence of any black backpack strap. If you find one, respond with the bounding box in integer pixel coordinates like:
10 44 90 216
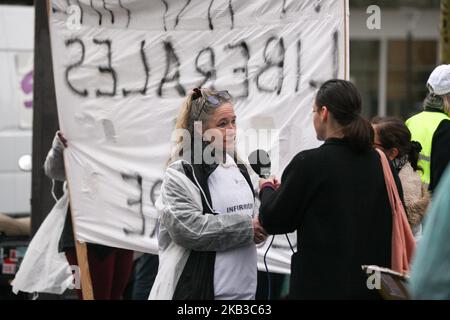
237 163 255 198
181 162 216 214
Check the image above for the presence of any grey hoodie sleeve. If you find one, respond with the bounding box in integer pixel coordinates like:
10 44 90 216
43 133 66 182
157 162 254 252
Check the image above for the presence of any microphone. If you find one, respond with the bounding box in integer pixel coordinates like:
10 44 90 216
248 149 271 179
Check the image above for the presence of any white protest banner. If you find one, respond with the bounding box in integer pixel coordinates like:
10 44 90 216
49 0 349 273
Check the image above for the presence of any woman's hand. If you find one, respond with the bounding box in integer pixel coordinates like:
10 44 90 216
57 131 68 148
252 217 268 244
259 176 280 190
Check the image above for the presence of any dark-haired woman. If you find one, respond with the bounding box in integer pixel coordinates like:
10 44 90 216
372 117 430 241
258 80 404 299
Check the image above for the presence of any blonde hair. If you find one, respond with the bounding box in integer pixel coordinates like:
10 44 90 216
423 92 450 115
169 88 232 164
443 93 450 116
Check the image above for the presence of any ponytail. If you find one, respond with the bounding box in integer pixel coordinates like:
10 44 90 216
408 141 423 172
316 80 373 152
443 93 450 116
168 93 194 163
343 116 375 153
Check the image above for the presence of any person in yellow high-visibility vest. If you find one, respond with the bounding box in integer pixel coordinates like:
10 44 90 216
406 65 450 192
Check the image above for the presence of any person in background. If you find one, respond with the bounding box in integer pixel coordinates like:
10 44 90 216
257 80 405 299
124 253 159 300
44 131 134 300
409 164 450 300
372 117 430 241
406 64 450 192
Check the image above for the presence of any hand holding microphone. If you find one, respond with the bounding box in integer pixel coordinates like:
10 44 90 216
247 149 280 191
259 176 280 190
248 149 279 243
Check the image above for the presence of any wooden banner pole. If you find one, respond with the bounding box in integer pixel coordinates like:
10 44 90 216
74 241 94 300
46 0 94 300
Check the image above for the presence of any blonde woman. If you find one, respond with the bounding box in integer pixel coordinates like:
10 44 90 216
149 88 266 300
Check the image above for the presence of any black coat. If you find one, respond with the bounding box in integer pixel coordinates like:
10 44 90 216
259 139 402 300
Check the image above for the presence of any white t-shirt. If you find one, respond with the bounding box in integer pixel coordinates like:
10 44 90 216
207 154 257 300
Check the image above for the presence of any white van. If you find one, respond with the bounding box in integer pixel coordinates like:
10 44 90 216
0 5 34 217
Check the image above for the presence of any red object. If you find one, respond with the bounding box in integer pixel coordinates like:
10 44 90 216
260 182 277 191
65 246 133 300
9 249 17 262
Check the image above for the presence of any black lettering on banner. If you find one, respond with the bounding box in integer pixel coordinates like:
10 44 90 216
161 0 168 31
149 179 163 238
314 0 322 13
158 41 186 97
122 40 150 97
228 0 234 29
76 0 84 24
309 80 319 89
309 31 340 89
195 47 216 89
93 38 117 97
150 179 163 206
53 0 70 14
208 0 214 30
175 0 191 29
90 0 102 26
65 38 88 97
118 0 131 28
296 39 301 92
121 173 145 236
102 0 114 24
281 0 287 17
256 36 285 95
224 41 250 98
333 30 339 78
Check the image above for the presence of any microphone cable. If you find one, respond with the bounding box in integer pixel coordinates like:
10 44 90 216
263 235 275 300
263 233 296 300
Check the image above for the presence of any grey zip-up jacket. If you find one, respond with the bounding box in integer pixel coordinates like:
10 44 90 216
149 160 254 300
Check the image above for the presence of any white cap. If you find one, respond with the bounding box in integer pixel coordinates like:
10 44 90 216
427 64 450 96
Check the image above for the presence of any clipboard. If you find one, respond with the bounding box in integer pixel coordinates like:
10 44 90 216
362 265 411 300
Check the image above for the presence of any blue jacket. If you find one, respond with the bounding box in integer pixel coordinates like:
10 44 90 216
410 164 450 299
